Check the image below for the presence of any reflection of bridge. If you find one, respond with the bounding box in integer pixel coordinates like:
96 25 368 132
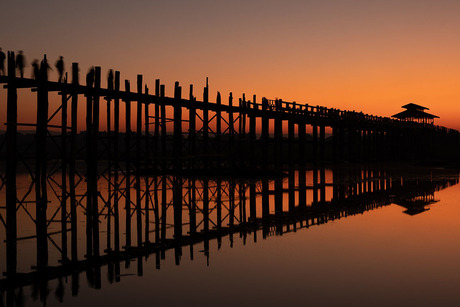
0 164 458 305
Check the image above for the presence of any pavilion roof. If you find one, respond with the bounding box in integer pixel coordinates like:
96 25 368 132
392 109 439 120
401 103 429 111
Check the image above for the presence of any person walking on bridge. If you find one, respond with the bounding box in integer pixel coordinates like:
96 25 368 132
55 56 64 83
16 50 26 78
0 48 5 76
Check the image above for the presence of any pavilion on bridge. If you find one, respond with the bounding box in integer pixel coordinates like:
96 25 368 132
392 103 439 124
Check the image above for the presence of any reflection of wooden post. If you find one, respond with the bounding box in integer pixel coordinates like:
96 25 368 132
70 63 79 262
262 178 269 239
6 51 17 276
203 179 210 263
313 166 318 205
228 180 235 246
320 167 326 204
161 175 167 258
189 179 197 236
288 169 295 214
153 177 160 244
249 182 256 222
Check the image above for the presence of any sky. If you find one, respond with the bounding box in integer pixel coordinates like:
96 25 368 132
1 0 460 129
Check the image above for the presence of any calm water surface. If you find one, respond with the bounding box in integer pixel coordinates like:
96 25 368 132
1 165 460 306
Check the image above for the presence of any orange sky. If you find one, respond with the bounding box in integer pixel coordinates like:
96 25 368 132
1 0 460 130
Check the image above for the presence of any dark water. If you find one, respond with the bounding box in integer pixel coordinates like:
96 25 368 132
1 165 460 306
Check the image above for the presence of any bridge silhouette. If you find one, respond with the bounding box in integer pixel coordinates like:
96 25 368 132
1 51 460 305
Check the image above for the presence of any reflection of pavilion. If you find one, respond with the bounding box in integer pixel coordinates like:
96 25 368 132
393 192 438 215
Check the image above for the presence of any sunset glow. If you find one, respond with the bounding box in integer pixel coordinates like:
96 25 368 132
1 0 460 129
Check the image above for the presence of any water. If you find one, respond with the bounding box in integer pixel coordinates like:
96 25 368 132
1 165 460 306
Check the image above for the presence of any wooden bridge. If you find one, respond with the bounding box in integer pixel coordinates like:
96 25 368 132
1 51 459 171
1 50 460 305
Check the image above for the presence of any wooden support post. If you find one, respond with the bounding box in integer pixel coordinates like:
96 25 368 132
144 85 150 160
160 84 167 170
216 92 222 166
136 75 143 247
288 115 294 169
114 71 120 253
173 81 182 170
203 79 209 169
106 70 112 253
85 67 94 258
249 97 256 167
125 80 131 247
154 79 160 163
70 63 79 262
189 85 196 169
312 124 318 163
6 51 17 276
261 98 269 168
298 120 307 207
36 55 50 268
274 99 283 169
332 126 339 162
228 93 234 165
92 67 101 257
320 125 325 162
144 86 150 244
61 75 68 262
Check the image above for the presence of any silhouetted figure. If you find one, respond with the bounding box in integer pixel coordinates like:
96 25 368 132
31 60 40 80
16 50 25 78
107 69 114 90
0 48 5 76
86 67 95 87
55 56 64 83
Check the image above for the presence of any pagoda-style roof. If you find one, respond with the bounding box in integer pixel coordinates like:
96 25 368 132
401 103 429 111
392 103 439 124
